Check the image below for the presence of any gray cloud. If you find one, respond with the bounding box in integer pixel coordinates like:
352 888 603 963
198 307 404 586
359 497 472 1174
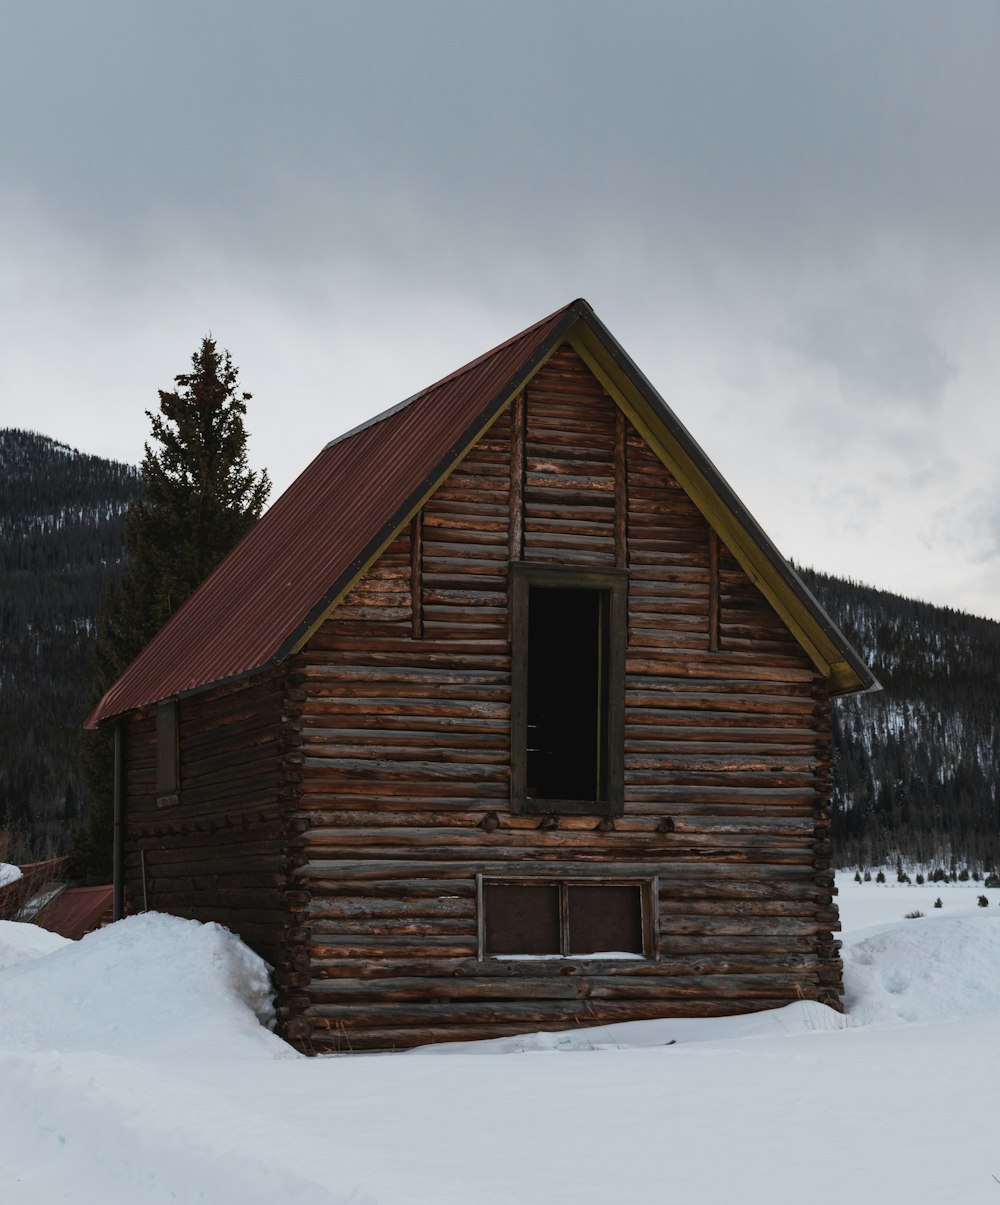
783 294 955 405
4 0 1000 618
6 1 1000 254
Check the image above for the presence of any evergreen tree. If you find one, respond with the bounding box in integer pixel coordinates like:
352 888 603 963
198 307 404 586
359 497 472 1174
74 340 271 882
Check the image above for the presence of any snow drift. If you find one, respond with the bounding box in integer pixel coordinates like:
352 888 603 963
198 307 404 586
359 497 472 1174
1 880 1000 1204
0 911 292 1060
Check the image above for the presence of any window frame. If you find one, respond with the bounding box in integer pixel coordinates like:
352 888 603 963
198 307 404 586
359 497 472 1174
509 562 627 816
477 874 659 961
156 699 180 807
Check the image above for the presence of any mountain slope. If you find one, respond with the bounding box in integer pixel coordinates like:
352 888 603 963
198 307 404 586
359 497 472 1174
800 567 1000 871
0 429 141 858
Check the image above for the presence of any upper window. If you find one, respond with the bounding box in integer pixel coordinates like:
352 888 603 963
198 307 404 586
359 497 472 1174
156 699 179 804
510 564 626 814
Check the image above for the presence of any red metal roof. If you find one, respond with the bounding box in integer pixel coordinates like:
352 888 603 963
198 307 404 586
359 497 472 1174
87 297 877 726
87 301 581 725
33 885 114 941
0 858 71 919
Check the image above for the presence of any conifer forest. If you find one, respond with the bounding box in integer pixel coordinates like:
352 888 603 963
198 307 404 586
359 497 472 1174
1 427 998 873
0 429 140 858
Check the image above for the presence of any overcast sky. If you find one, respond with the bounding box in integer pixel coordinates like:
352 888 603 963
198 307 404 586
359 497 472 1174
4 1 1000 619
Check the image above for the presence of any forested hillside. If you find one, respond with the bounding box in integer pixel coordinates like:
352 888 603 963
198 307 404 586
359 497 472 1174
2 427 998 872
0 429 140 858
800 568 1000 873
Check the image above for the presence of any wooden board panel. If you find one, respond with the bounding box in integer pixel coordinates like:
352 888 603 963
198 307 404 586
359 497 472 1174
120 344 843 1051
122 669 294 978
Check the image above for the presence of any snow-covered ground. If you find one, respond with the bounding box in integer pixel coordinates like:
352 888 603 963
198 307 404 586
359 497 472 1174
2 876 999 1204
0 861 23 888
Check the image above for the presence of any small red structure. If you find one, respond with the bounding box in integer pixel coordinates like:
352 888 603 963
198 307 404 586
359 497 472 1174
0 858 112 939
33 885 114 941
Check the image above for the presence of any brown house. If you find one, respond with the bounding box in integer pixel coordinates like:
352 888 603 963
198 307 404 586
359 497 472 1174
87 299 876 1051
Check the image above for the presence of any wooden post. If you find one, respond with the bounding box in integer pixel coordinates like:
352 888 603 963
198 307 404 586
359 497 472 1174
708 528 720 652
509 391 526 562
615 408 628 569
410 512 423 639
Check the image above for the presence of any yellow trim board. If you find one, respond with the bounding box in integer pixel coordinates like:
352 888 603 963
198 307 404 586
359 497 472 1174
291 322 864 696
566 323 855 690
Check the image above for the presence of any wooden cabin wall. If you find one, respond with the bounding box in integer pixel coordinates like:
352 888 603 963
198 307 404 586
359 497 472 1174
121 668 298 986
284 345 840 1051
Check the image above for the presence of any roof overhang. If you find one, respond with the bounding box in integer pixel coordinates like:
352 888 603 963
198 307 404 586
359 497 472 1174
563 308 877 696
289 302 877 696
87 298 877 725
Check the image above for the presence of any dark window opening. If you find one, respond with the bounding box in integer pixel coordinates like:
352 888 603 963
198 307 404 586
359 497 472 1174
527 586 608 802
510 564 626 815
481 880 647 957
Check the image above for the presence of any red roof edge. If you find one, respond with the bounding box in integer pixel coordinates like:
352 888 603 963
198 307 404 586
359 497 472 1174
270 300 586 664
86 299 585 726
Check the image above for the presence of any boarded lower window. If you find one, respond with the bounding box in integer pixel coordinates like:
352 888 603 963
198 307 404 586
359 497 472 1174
482 880 646 957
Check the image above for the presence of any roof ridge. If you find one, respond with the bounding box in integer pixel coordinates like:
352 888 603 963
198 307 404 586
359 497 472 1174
323 300 582 452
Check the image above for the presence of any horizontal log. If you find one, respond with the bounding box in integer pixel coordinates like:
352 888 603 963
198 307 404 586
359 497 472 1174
302 758 506 783
304 879 479 899
302 743 509 766
298 935 477 957
301 993 807 1025
150 887 285 910
302 971 817 1004
295 858 821 882
299 824 814 850
302 696 510 718
297 777 509 799
305 952 825 978
307 898 473 921
148 871 288 893
291 810 818 839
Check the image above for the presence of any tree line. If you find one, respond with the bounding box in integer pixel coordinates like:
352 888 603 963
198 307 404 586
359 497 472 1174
799 567 1000 873
0 429 141 857
1 339 270 879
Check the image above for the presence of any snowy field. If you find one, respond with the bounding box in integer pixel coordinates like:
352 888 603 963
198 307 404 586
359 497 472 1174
2 875 999 1204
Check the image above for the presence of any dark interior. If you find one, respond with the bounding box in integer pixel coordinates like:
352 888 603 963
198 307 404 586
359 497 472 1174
526 586 606 801
483 884 560 955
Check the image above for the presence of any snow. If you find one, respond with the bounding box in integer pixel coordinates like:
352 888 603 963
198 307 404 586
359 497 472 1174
0 912 290 1059
0 861 23 887
498 950 644 961
1 876 1000 1203
0 918 68 970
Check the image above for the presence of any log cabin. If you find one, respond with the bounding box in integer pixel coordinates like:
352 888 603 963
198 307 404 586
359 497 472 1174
87 299 878 1051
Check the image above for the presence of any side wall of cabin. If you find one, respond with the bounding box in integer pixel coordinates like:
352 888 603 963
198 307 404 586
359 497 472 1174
283 345 842 1051
121 668 303 1010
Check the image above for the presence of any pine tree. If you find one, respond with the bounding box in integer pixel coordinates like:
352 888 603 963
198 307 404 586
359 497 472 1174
74 339 271 883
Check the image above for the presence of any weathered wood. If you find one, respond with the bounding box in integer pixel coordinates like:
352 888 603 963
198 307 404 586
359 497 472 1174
509 390 525 562
121 343 845 1051
407 515 419 641
708 527 720 651
615 406 628 568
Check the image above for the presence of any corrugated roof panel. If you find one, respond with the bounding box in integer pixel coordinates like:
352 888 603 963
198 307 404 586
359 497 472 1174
87 297 877 726
34 885 114 941
87 301 578 725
